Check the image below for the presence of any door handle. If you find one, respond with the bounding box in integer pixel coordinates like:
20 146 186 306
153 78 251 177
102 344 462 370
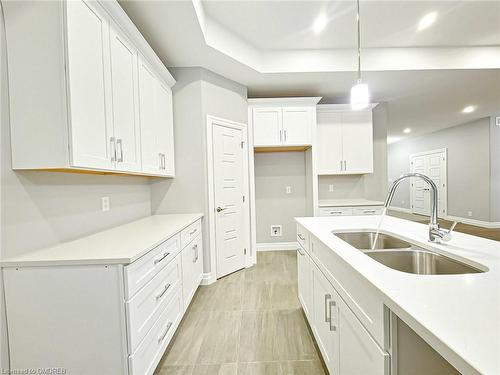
324 294 332 323
116 139 123 162
216 207 226 213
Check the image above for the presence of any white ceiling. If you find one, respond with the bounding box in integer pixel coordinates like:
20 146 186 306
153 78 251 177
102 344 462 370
119 0 500 140
204 1 500 50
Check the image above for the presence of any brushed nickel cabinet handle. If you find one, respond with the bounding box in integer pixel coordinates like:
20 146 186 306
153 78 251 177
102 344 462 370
116 139 123 162
329 300 337 331
158 322 173 344
154 252 170 265
324 294 332 323
284 130 287 142
110 137 117 162
155 283 171 300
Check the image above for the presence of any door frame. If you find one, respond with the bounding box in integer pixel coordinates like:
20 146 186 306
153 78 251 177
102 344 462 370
409 148 448 217
206 115 253 281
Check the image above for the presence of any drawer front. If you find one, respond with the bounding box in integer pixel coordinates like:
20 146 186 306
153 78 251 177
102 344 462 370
353 207 384 216
126 254 182 353
311 236 385 347
319 207 354 217
181 234 203 309
181 219 202 248
297 224 309 253
128 289 183 375
125 234 180 299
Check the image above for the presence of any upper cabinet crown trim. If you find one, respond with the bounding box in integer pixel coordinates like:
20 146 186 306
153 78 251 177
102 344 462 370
248 97 322 106
97 1 175 88
317 103 379 112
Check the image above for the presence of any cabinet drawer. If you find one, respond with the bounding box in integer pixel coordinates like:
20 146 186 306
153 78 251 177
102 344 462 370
311 236 385 347
180 219 201 248
319 207 354 217
128 289 183 375
353 207 384 216
125 234 180 299
297 224 309 253
126 255 181 353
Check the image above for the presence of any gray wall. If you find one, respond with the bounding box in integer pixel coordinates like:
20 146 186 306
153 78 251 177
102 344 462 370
490 115 500 222
255 152 307 244
151 67 248 273
0 6 152 370
318 103 388 202
387 118 491 221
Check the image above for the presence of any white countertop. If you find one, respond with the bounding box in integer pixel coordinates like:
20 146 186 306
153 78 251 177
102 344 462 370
1 214 203 267
295 215 500 375
318 198 384 207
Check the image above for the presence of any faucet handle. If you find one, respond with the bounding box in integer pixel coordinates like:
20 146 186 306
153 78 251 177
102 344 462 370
442 221 458 242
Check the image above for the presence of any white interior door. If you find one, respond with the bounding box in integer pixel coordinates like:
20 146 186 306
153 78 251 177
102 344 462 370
109 27 141 172
410 149 447 217
66 0 114 170
213 122 246 278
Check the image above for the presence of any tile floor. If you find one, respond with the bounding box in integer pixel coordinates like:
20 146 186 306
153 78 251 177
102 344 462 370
154 251 326 375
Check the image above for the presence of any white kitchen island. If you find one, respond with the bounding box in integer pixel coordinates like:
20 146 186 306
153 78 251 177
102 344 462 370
296 215 500 375
2 214 204 375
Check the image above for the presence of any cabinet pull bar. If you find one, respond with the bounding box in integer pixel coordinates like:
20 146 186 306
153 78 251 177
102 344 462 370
329 300 337 331
193 244 198 262
297 234 306 241
154 252 170 265
324 294 332 323
189 228 197 235
158 322 173 344
284 130 287 142
116 139 123 162
155 283 171 300
297 247 305 256
110 137 117 162
279 130 282 143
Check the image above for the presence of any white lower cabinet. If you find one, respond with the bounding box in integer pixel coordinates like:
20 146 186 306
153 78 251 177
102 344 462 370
3 216 203 375
300 229 390 375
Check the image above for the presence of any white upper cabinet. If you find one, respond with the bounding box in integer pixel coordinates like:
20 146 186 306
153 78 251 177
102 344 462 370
252 107 282 146
317 105 375 175
3 0 176 177
249 98 321 148
66 0 114 170
109 26 142 173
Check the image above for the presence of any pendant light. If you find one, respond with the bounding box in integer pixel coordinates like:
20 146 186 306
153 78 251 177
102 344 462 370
350 0 370 110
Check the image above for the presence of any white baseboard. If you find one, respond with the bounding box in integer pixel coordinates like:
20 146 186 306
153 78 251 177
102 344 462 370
446 215 500 229
200 272 216 286
257 242 298 251
390 207 500 229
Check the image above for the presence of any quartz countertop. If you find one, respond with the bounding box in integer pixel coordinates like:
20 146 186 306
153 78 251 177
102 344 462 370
295 215 500 375
318 198 384 207
1 214 203 267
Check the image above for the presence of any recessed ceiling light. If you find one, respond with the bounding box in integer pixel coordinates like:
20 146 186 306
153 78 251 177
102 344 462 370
462 105 476 113
417 12 437 31
312 14 327 34
403 128 411 134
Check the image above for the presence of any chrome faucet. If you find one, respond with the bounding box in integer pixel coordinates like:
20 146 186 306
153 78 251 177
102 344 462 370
384 173 455 243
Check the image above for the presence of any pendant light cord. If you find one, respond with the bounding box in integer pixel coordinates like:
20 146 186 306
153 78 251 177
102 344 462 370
356 0 362 83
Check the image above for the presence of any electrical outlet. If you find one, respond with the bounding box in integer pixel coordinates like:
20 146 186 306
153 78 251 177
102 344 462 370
328 184 334 192
102 196 110 212
286 186 292 194
468 211 473 217
270 225 282 237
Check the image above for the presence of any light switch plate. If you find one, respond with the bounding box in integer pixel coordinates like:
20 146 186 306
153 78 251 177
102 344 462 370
328 184 334 192
286 186 292 194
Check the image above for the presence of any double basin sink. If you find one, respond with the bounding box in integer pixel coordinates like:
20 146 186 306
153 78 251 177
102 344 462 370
333 231 484 275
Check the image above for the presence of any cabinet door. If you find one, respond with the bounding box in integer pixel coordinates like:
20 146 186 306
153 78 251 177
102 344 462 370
182 236 203 309
156 82 175 176
297 247 312 319
312 262 339 375
282 107 312 145
338 297 389 375
138 59 161 175
252 107 282 146
341 111 373 174
316 111 343 174
66 0 114 170
109 26 141 173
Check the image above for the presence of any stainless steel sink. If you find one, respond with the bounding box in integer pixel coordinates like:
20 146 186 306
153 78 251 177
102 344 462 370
364 249 483 275
334 231 412 250
334 231 485 275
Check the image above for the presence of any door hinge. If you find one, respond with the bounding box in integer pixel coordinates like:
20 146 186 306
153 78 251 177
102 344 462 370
242 195 245 202
240 141 245 149
244 248 247 255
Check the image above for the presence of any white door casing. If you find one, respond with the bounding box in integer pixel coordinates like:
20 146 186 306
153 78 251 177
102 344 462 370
410 149 448 217
207 116 251 281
